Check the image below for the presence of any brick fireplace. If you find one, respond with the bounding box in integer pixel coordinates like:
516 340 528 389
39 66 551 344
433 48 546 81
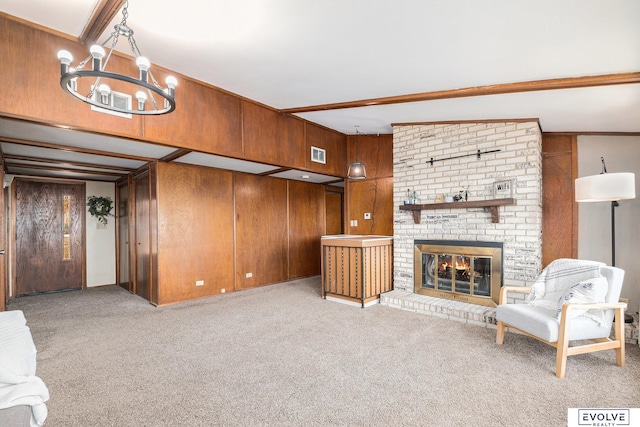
382 122 543 325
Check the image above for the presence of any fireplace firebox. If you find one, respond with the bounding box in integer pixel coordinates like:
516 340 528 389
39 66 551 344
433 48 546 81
414 240 503 307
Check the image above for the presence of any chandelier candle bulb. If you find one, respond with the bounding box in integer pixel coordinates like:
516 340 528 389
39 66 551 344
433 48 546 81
89 45 105 71
136 57 150 82
135 91 147 111
98 84 111 104
166 76 178 97
57 50 72 74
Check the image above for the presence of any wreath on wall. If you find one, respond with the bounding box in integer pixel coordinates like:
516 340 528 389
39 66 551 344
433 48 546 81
87 196 114 225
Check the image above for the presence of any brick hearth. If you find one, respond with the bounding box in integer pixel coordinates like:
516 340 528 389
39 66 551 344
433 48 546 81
380 289 497 328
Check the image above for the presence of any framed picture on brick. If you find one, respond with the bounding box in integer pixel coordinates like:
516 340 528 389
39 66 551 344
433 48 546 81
493 179 512 199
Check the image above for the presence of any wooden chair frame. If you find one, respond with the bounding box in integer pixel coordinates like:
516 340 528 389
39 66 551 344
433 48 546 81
496 286 626 379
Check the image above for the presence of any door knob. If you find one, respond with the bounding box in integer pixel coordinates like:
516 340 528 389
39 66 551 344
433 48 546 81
0 250 5 255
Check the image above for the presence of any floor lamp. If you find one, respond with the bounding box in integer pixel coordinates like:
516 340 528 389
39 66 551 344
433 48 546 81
575 157 636 322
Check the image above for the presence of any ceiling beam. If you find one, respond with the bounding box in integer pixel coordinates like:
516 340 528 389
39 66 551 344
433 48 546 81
3 154 136 172
280 72 640 114
161 148 192 162
5 162 126 178
260 167 291 176
79 0 125 45
0 137 155 162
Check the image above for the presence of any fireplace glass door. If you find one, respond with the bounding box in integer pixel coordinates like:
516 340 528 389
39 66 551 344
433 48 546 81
415 241 502 306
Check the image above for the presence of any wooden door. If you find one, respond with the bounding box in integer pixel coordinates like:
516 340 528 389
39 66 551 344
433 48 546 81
15 179 84 296
135 173 151 300
117 181 132 292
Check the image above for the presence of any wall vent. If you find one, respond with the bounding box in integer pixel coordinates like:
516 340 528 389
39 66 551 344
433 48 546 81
311 146 326 164
91 89 132 119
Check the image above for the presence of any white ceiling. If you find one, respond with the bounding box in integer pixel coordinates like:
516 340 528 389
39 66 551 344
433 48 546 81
0 0 638 181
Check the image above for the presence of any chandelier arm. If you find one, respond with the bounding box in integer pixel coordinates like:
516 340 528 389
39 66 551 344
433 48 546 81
128 34 142 58
87 76 100 100
146 85 159 111
75 53 93 72
100 32 120 73
147 69 163 90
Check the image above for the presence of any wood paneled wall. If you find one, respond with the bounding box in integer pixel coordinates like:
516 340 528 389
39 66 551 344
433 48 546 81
137 163 330 305
306 123 348 176
155 162 235 305
0 14 347 176
145 80 244 157
235 173 289 289
346 178 394 236
0 16 144 137
541 134 578 267
288 180 325 278
347 134 393 179
343 134 394 236
0 14 397 305
242 101 306 168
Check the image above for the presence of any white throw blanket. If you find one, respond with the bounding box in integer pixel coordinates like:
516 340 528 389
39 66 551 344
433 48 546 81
0 310 49 427
527 258 605 310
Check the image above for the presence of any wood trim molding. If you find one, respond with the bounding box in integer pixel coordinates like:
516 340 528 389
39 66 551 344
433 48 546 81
281 72 640 114
392 118 541 127
80 0 125 45
543 131 640 137
571 135 579 259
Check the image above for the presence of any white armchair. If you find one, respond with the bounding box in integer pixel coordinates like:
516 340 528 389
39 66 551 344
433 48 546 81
496 259 626 379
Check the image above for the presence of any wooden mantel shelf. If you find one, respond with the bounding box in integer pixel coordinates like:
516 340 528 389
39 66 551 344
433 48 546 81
399 198 516 224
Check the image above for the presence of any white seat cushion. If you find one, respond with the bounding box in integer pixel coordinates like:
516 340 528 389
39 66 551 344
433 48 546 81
496 303 611 343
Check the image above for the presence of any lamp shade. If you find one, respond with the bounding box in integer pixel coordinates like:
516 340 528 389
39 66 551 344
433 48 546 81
347 162 366 179
575 172 635 202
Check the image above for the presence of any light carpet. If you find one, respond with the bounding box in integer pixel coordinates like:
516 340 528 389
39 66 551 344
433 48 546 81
8 276 640 427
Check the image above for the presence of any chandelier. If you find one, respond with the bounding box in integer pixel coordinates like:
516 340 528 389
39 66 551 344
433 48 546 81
56 0 177 115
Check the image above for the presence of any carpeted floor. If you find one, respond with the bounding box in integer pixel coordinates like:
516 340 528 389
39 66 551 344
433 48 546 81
8 276 640 427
